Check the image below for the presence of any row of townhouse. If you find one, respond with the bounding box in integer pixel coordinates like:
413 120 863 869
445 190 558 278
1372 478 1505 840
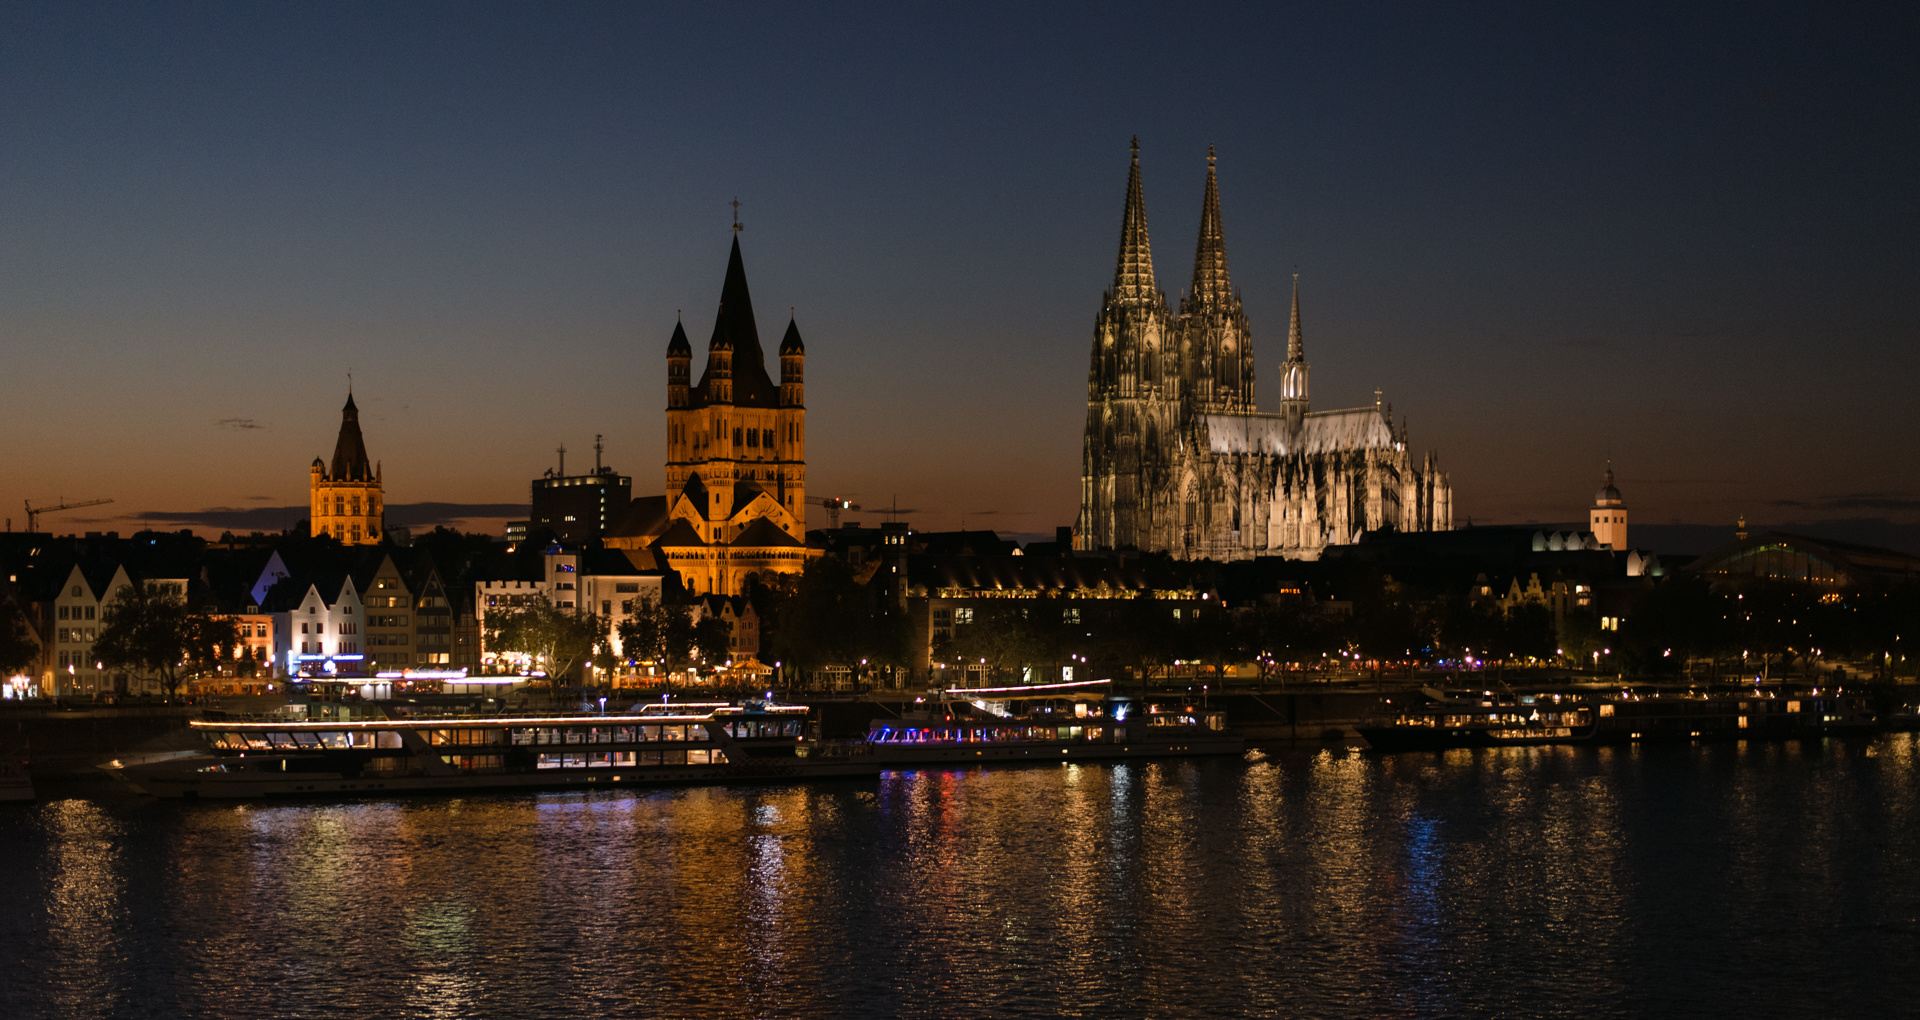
258 547 473 683
0 531 488 698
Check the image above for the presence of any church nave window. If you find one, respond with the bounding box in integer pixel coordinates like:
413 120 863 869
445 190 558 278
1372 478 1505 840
733 427 743 446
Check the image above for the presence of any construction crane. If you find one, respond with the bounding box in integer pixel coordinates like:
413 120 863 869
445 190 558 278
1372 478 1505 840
24 497 113 533
807 496 860 529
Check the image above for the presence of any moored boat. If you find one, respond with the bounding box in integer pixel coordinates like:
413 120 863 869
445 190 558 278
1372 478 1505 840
100 700 881 799
1357 684 1880 752
866 680 1245 765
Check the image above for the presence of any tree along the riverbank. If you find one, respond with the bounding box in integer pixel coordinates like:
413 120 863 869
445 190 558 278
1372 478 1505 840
0 600 39 679
94 582 239 702
484 592 606 689
616 600 730 671
772 558 910 685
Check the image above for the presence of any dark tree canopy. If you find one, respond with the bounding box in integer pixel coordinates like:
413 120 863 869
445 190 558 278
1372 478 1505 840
94 582 238 701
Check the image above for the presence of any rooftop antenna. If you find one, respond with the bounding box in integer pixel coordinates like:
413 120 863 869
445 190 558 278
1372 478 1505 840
594 434 604 472
731 198 742 234
558 444 566 477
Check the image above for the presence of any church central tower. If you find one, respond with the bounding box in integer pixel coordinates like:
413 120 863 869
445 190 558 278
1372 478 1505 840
310 392 383 544
1078 137 1175 552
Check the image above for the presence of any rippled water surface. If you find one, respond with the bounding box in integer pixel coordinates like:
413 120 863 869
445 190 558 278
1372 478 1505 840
5 739 1920 1019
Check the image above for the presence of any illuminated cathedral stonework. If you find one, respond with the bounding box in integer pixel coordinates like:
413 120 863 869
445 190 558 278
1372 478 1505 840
1076 142 1452 561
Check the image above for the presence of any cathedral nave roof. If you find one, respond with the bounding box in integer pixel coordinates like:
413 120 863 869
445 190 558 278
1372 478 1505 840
1202 407 1396 457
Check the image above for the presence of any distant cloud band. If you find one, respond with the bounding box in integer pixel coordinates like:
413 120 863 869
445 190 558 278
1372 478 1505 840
139 502 527 531
1772 492 1920 513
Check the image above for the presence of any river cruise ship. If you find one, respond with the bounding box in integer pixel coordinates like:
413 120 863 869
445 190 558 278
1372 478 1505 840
866 680 1244 764
102 700 880 799
1357 684 1880 752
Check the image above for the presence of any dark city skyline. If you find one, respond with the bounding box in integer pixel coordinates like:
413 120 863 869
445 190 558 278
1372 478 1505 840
3 3 1916 552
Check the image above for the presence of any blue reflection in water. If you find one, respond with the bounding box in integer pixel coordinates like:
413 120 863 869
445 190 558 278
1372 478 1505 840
1392 815 1451 1017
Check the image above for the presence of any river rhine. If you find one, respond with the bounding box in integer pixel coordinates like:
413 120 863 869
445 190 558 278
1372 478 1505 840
4 737 1918 1019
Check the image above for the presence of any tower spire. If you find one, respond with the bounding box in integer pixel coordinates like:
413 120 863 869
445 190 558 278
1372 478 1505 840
1286 270 1304 362
1111 136 1157 305
1189 144 1231 309
1280 270 1310 425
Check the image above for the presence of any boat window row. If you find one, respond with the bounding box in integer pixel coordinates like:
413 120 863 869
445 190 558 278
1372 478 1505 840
870 725 1113 744
504 724 709 745
532 749 726 769
718 720 804 739
208 730 404 751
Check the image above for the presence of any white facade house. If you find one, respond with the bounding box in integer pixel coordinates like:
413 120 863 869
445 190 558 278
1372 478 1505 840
51 564 188 697
272 577 365 676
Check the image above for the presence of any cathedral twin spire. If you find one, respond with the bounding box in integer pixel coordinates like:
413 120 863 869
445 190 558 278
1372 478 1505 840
1104 139 1256 416
1187 145 1232 313
1111 140 1238 316
1111 136 1159 307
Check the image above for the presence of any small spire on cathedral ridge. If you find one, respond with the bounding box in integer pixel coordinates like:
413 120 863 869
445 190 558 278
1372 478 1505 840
1286 271 1305 363
731 197 742 234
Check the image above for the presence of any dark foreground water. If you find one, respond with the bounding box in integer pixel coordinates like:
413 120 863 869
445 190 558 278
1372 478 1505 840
4 739 1920 1019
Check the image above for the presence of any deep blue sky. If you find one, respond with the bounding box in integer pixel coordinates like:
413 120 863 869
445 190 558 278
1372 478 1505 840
2 3 1916 550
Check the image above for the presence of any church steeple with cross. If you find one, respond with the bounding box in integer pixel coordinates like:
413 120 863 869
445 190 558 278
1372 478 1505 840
627 222 814 596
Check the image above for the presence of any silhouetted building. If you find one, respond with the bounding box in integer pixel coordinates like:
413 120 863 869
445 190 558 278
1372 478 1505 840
1687 532 1920 589
530 445 632 544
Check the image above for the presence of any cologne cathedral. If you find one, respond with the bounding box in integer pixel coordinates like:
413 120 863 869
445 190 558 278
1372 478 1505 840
1076 142 1452 561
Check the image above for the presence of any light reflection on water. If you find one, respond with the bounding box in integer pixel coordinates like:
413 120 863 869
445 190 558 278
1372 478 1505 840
3 739 1919 1018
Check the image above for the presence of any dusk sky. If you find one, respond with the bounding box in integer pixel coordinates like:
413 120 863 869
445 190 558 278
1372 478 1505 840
3 3 1916 551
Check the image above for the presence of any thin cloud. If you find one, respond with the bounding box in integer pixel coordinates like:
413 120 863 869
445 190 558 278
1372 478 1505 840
141 502 528 531
216 418 266 431
1772 492 1920 513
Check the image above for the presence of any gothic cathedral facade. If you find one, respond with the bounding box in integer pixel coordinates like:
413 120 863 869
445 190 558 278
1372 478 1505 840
1077 142 1452 561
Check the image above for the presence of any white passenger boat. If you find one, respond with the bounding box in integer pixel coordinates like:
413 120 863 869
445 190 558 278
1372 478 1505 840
867 680 1245 764
100 701 879 799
